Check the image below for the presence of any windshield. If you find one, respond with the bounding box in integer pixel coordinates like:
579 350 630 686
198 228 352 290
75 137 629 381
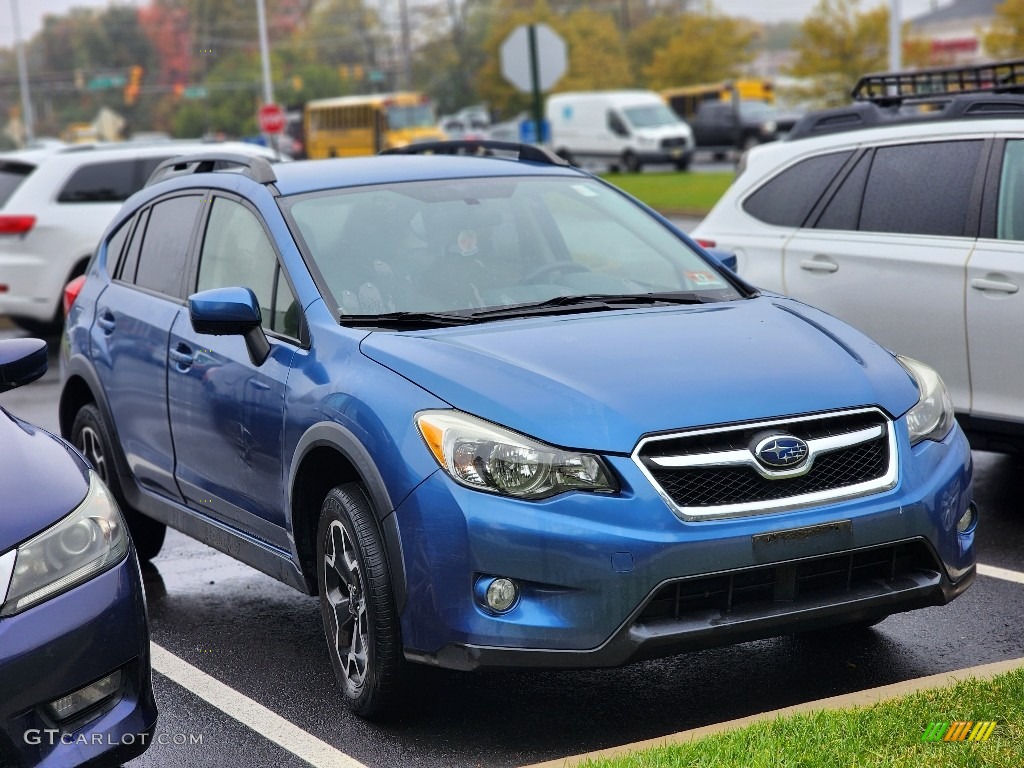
622 104 680 129
386 104 436 130
738 101 777 119
282 176 741 322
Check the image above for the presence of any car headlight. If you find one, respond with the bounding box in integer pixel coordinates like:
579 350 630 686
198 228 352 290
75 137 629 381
637 136 655 147
416 410 617 499
760 120 777 135
1 472 128 616
897 356 956 444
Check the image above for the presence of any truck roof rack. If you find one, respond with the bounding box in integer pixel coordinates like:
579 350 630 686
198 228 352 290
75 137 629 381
852 59 1024 106
145 152 277 187
381 140 569 166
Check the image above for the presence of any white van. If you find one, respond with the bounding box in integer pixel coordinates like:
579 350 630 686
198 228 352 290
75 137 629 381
546 90 694 172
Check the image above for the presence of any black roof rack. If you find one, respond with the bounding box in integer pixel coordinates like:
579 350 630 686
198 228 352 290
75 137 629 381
380 140 569 166
786 60 1024 142
853 59 1024 106
145 152 277 187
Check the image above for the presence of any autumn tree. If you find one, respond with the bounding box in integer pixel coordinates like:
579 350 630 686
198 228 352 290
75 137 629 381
785 0 888 107
642 10 757 89
983 0 1024 58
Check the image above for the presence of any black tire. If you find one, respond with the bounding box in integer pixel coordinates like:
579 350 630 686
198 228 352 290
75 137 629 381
317 483 403 719
11 314 62 338
71 404 166 561
622 151 641 173
674 156 692 172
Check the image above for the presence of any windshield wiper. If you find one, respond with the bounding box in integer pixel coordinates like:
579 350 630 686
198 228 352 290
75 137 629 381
338 311 474 329
464 292 718 320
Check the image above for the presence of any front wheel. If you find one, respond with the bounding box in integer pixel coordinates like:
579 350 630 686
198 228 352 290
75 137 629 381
317 483 403 718
622 151 641 173
71 404 166 561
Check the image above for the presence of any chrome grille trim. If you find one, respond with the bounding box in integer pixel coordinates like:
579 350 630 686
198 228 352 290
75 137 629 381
632 407 899 521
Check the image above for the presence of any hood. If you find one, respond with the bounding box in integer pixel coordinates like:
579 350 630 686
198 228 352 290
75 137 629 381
634 122 693 140
360 297 920 452
0 410 90 550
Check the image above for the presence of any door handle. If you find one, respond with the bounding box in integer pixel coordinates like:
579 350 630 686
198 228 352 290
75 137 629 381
169 344 194 369
96 311 116 333
970 277 1019 294
799 258 839 273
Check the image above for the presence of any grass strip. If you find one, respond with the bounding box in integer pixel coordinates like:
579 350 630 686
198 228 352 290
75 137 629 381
597 171 736 217
577 668 1024 768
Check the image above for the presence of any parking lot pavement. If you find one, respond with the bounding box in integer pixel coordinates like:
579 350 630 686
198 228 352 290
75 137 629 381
2 331 1022 768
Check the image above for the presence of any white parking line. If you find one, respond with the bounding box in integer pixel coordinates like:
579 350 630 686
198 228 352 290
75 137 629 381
978 562 1024 585
150 643 368 768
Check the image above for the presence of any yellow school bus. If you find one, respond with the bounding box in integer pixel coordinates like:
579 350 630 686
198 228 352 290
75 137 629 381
662 79 775 121
304 92 446 159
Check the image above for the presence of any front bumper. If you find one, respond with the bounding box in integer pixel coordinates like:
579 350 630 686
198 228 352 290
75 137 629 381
0 547 157 767
393 421 975 671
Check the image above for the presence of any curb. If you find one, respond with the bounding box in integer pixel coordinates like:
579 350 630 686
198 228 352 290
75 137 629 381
518 656 1024 768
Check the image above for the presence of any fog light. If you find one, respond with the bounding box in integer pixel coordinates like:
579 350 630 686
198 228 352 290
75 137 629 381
475 576 519 614
957 503 978 534
46 670 122 722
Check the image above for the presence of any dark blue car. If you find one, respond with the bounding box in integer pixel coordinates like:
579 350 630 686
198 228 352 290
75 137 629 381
60 142 975 719
0 338 155 766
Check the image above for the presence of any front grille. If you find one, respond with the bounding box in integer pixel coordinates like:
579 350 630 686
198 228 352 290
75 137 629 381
660 137 688 148
634 408 896 519
637 540 938 625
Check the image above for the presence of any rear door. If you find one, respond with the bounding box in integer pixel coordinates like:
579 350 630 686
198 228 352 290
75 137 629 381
781 139 987 414
965 136 1024 424
166 194 300 547
93 193 205 502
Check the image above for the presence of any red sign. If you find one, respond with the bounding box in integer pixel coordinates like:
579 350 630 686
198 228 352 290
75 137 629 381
258 103 286 135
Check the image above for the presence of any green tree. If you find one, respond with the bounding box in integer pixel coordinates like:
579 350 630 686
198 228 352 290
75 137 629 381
643 11 757 89
983 0 1024 58
784 0 888 107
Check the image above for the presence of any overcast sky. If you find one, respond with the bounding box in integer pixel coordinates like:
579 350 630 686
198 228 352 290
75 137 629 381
1 0 945 49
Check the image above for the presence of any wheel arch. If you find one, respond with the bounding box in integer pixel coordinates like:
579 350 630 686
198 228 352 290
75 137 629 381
289 422 407 610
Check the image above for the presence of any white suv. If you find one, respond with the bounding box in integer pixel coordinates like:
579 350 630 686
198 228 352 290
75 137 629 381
0 140 279 334
693 63 1024 452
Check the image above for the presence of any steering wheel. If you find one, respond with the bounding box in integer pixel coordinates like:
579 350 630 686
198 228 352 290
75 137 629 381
520 261 590 284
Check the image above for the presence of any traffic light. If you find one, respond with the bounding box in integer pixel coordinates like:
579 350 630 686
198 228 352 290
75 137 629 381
124 66 143 106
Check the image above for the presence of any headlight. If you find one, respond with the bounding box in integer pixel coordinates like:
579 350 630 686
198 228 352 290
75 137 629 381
637 136 655 147
416 410 617 499
897 356 956 444
760 120 777 135
1 472 128 616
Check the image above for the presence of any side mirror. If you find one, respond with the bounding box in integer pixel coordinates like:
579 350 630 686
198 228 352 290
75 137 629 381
704 247 738 272
188 287 270 366
0 338 48 393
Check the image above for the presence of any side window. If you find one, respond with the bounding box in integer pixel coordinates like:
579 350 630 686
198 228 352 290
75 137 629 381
814 152 871 231
742 151 853 227
859 141 982 236
197 198 299 338
103 219 132 275
607 111 629 137
117 208 149 283
997 140 1024 240
135 196 203 298
57 160 138 202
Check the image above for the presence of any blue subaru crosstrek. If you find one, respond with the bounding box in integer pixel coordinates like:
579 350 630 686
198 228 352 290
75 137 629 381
0 338 156 765
59 142 976 718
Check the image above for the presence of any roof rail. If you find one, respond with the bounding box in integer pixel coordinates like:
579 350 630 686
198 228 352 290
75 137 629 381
380 140 569 166
145 152 277 187
786 92 1024 142
853 59 1024 106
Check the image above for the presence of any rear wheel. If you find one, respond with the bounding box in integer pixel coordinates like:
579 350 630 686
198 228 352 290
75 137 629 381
71 403 166 561
317 483 403 719
622 151 641 173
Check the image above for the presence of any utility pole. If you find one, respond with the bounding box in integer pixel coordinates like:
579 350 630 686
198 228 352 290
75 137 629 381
255 0 274 104
399 0 412 90
10 0 35 145
889 0 902 74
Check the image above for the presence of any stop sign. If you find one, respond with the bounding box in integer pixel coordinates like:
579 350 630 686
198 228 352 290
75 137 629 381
258 103 286 134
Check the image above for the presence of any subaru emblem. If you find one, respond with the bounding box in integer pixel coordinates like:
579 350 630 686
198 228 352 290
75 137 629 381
754 434 809 469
